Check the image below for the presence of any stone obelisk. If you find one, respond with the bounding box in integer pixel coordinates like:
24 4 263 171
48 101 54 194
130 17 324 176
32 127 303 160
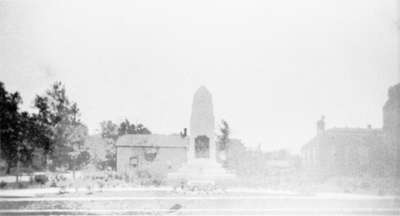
168 86 233 183
188 86 216 162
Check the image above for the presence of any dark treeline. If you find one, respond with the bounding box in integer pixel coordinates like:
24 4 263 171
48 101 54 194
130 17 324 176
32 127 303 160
0 81 88 174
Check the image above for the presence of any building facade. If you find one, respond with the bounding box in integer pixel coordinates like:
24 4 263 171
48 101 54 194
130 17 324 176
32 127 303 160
302 83 400 178
383 83 400 177
116 134 188 178
302 118 384 178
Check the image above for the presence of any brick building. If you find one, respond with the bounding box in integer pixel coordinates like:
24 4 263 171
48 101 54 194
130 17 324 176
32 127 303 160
302 83 400 178
383 83 400 177
301 119 383 178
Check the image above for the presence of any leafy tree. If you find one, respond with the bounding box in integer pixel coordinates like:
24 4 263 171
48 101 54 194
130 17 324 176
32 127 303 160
99 120 119 170
67 124 89 169
117 119 151 136
100 120 119 141
35 82 88 171
32 96 53 169
17 112 39 169
0 82 23 174
136 123 151 135
217 120 230 151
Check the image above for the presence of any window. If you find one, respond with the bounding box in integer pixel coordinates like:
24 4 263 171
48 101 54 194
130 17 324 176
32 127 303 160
129 156 138 168
144 147 159 162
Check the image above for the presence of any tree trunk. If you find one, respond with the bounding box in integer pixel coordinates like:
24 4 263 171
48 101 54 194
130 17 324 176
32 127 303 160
44 153 48 171
5 163 10 175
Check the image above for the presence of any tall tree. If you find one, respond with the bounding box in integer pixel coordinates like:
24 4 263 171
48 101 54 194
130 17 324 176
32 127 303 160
0 82 23 174
35 82 88 170
33 96 53 169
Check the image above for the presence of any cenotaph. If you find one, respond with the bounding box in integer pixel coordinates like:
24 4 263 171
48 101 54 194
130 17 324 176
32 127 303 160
168 86 233 183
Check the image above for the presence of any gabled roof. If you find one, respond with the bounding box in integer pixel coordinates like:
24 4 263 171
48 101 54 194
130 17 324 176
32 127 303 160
116 134 189 148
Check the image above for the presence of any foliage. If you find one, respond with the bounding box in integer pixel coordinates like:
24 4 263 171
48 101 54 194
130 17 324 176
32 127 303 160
34 174 49 185
0 82 47 174
118 119 151 136
0 181 7 188
100 121 119 142
217 120 230 151
33 96 53 161
75 150 91 169
0 82 23 173
0 81 90 173
34 82 88 171
98 121 119 170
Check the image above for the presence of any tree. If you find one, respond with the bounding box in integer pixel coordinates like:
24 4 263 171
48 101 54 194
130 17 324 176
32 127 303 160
117 119 151 136
0 82 23 174
136 123 151 135
17 112 39 169
99 120 119 170
217 120 230 151
32 96 53 169
35 82 87 171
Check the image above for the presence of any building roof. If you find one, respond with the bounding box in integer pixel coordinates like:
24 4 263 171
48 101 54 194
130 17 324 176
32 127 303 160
302 127 383 151
116 134 189 148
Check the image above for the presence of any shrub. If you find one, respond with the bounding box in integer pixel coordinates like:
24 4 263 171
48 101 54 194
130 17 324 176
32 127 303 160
0 181 7 189
152 179 162 186
137 170 151 179
16 182 27 189
34 174 49 185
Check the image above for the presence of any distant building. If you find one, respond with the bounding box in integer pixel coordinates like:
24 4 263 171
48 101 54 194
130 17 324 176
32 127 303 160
116 134 188 178
301 117 384 178
302 83 400 179
383 83 400 177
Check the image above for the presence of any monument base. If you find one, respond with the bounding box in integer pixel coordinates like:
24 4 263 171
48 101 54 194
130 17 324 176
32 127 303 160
168 159 234 184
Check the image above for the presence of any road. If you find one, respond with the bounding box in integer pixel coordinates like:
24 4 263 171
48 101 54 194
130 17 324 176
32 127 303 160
0 189 398 215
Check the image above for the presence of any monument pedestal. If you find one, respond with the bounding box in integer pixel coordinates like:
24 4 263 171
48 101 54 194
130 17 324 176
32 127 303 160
168 159 234 183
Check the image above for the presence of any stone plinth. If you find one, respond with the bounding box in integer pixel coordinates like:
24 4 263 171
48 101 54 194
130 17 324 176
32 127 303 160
168 159 234 183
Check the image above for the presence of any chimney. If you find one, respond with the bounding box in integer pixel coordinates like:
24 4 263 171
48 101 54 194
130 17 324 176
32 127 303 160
317 116 325 135
180 128 187 138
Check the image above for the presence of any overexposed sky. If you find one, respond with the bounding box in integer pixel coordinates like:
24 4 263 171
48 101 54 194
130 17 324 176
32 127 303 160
0 0 398 152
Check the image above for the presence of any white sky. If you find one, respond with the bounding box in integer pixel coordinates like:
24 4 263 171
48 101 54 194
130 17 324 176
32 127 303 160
0 0 398 153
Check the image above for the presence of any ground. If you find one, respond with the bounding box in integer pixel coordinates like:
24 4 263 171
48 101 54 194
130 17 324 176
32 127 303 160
0 187 399 215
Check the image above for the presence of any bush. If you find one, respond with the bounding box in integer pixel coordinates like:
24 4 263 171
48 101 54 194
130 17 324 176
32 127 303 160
16 182 28 189
34 174 49 185
152 179 162 186
0 181 7 189
49 174 68 187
